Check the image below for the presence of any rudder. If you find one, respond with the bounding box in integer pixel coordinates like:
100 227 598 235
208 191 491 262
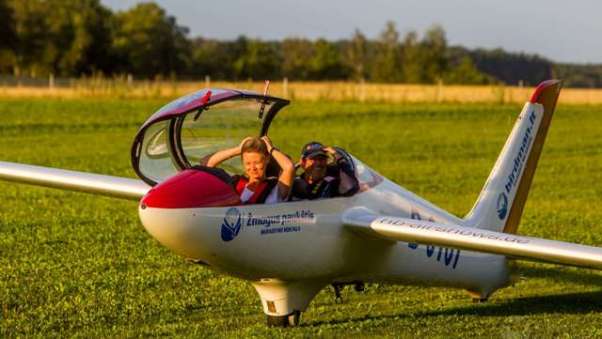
464 80 562 233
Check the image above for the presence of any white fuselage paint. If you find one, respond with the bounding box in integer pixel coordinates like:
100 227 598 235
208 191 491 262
139 171 510 298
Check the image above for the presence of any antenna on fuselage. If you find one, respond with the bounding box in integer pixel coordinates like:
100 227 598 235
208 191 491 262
258 80 270 119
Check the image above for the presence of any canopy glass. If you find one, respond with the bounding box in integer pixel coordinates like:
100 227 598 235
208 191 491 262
131 89 290 185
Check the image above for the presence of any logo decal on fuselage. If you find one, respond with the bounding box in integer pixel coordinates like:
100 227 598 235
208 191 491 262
497 192 508 220
220 208 313 241
221 207 242 241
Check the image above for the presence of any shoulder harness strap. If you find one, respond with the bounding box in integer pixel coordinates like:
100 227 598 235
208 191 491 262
234 176 279 204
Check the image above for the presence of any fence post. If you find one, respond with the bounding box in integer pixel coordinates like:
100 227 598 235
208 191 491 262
205 75 211 88
283 77 288 98
360 78 366 102
49 73 55 89
170 72 177 95
436 78 443 103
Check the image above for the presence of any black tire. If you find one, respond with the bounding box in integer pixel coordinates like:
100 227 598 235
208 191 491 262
287 311 301 326
267 315 289 327
266 311 301 327
354 282 365 292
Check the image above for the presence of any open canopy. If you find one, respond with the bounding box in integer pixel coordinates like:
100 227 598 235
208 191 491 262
131 88 290 185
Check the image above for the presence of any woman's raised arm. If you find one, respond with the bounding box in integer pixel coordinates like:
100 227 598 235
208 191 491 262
261 136 295 200
205 137 251 167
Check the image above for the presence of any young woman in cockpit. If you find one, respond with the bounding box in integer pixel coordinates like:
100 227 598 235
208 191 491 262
206 136 295 204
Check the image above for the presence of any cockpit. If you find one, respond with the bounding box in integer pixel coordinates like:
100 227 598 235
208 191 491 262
132 88 289 185
132 88 381 207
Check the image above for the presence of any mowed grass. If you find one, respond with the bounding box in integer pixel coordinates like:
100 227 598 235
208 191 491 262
2 97 602 337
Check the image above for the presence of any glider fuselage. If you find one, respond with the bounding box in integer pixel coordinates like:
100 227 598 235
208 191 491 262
138 172 510 298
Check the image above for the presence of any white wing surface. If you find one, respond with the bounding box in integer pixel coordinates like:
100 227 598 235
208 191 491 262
0 161 149 200
343 208 602 269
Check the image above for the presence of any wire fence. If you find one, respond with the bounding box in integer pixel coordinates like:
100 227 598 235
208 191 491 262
1 75 602 104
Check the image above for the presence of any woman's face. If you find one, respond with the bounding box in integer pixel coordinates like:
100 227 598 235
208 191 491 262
242 151 267 182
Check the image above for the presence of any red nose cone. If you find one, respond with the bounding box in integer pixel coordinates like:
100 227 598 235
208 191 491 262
142 169 241 208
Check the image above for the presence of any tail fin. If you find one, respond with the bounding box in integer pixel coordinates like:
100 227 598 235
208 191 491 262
464 80 562 233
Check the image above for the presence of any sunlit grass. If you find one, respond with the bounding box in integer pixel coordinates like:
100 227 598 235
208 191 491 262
1 98 602 337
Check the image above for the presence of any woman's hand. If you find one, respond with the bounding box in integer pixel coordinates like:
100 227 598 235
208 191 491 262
263 135 294 201
207 137 251 168
261 136 274 153
238 137 253 154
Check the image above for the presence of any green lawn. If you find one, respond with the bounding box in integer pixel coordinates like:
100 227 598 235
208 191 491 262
1 98 602 337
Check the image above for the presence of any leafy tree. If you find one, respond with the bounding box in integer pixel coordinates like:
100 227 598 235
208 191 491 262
344 29 369 81
443 56 491 84
8 0 113 76
468 48 552 86
0 0 17 71
9 0 48 76
191 38 236 79
0 0 16 49
233 39 281 80
2 2 591 87
113 2 191 77
371 21 402 82
309 39 348 80
281 38 314 80
230 35 249 66
553 63 602 88
400 31 425 83
49 0 114 75
421 24 448 82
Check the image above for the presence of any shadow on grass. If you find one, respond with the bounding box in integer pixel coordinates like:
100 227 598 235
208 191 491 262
305 273 602 328
516 265 602 287
305 290 602 327
430 290 602 317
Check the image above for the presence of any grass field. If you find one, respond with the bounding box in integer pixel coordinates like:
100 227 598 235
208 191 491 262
2 97 602 337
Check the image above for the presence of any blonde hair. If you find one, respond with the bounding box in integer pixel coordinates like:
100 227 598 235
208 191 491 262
241 137 268 156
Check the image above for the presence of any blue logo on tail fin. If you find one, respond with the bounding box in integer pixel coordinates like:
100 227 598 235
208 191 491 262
497 192 508 220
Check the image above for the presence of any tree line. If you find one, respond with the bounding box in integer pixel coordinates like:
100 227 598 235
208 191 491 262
1 0 601 87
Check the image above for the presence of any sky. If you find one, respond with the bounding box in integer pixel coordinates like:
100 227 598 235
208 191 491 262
101 0 602 64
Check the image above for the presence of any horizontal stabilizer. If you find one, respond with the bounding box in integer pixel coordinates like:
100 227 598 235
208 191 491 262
0 161 149 200
343 208 602 269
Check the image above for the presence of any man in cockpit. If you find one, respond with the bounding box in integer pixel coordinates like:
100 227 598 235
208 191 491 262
291 142 359 200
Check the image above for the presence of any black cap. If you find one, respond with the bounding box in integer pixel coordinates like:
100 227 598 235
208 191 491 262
301 141 327 159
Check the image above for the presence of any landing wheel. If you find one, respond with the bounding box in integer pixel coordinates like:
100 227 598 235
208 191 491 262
354 282 365 292
287 311 301 326
466 290 490 303
266 311 301 327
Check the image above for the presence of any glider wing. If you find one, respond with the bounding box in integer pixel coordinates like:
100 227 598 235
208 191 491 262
0 161 149 200
343 208 602 269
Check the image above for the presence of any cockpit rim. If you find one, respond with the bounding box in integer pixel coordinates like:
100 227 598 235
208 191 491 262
131 89 290 186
